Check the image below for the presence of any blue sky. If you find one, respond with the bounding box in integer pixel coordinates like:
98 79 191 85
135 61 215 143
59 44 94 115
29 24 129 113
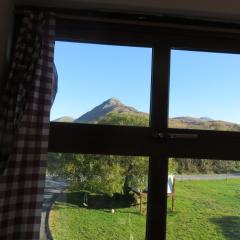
51 41 240 123
170 50 240 123
51 41 152 120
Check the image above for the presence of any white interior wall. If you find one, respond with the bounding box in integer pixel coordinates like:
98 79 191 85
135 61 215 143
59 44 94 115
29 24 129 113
0 0 14 83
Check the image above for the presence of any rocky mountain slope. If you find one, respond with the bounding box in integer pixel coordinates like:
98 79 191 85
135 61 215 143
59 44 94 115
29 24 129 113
74 97 147 123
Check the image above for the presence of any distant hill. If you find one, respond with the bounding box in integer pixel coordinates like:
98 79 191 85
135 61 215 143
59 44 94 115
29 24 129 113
169 117 240 131
172 116 213 123
53 98 240 131
53 116 74 123
74 97 147 123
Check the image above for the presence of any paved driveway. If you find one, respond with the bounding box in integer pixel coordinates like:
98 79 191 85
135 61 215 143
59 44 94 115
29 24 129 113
40 176 67 240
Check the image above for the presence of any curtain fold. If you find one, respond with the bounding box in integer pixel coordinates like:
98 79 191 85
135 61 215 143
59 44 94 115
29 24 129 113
0 11 57 239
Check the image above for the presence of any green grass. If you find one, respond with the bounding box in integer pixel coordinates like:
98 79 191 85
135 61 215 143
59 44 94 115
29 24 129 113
167 179 240 240
49 179 240 240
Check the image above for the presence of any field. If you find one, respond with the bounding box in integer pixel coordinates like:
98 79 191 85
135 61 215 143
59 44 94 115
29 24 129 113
49 179 240 240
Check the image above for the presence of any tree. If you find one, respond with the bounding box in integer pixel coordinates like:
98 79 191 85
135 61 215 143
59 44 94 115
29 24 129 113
47 112 149 197
97 112 149 126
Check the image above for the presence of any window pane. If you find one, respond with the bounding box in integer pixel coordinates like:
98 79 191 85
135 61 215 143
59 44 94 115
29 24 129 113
169 50 240 131
42 153 149 240
167 158 240 239
51 42 152 127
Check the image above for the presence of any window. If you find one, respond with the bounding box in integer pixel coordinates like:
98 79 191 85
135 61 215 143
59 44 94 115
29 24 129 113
169 50 240 131
47 153 149 240
48 15 240 240
167 158 240 240
52 42 152 127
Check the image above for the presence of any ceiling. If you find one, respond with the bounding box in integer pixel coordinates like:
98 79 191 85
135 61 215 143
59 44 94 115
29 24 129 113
14 0 240 23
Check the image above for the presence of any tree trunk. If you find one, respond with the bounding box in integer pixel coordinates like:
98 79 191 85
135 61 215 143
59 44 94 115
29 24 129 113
123 164 134 196
123 175 130 196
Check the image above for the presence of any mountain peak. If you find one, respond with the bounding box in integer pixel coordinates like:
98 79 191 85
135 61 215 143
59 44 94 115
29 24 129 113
75 98 141 123
106 97 121 103
105 97 122 104
102 97 124 109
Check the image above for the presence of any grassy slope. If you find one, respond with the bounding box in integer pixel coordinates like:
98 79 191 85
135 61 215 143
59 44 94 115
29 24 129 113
49 179 240 240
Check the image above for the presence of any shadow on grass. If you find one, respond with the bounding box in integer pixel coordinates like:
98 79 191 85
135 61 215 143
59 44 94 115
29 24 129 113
210 216 240 240
167 210 178 217
56 191 133 210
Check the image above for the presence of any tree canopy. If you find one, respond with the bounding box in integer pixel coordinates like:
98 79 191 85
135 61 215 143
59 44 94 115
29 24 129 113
48 112 149 196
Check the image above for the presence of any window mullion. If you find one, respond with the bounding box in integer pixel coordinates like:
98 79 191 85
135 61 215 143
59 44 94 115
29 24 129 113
146 44 171 240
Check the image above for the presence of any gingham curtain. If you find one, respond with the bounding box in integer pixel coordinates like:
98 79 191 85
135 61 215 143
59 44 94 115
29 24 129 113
0 11 56 239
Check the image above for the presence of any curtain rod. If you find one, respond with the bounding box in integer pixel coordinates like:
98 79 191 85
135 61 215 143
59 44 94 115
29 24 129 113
14 9 240 35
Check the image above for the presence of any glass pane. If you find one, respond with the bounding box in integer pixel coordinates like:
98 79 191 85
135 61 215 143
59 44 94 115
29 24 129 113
167 158 240 239
169 50 240 131
42 153 149 240
51 42 152 127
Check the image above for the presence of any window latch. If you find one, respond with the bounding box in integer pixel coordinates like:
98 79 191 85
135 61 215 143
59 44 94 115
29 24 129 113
167 133 198 139
153 132 198 139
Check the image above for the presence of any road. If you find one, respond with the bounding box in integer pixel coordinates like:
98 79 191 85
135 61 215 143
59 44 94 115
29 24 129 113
175 173 240 180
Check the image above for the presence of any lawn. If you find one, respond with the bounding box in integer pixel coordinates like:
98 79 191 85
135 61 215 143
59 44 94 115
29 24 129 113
49 179 240 240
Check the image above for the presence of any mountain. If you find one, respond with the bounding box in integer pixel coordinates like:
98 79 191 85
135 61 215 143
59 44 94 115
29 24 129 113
74 97 147 123
169 116 240 131
172 116 213 123
53 116 75 122
53 98 240 131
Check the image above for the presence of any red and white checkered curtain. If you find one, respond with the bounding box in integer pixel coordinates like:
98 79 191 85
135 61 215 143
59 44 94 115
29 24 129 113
0 11 56 239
